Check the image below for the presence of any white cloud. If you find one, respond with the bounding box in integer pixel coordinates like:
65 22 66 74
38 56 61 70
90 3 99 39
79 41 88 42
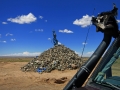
48 38 51 40
39 16 43 19
7 13 37 24
82 42 87 45
6 33 13 36
75 51 80 55
2 51 41 56
35 29 43 32
48 38 61 45
84 51 94 57
2 22 8 24
23 51 30 55
78 51 94 57
86 51 94 55
0 34 1 38
58 42 61 45
11 39 16 41
73 14 92 28
0 40 7 43
45 20 47 22
59 29 73 33
117 20 120 23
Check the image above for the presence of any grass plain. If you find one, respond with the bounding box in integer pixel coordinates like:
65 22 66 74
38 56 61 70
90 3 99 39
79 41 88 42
112 58 120 76
0 57 119 90
0 57 34 62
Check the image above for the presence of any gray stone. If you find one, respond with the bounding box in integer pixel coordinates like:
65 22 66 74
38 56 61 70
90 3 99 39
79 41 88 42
21 44 82 73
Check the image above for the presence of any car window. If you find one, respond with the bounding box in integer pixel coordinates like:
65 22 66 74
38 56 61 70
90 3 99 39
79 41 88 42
112 58 120 76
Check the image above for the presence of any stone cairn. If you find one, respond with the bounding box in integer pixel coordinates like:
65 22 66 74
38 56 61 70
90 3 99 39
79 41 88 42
21 44 82 73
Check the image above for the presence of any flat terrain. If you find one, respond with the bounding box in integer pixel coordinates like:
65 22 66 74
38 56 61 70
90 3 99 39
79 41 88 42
0 57 119 90
0 57 79 90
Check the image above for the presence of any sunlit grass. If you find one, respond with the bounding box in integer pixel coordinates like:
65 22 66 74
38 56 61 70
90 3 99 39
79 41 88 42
112 58 120 76
0 57 34 62
0 57 119 76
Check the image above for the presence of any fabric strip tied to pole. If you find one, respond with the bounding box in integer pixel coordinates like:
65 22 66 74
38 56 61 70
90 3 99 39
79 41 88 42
94 47 120 83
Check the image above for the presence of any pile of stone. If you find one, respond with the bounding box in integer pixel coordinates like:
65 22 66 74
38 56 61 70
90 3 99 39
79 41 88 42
21 44 82 73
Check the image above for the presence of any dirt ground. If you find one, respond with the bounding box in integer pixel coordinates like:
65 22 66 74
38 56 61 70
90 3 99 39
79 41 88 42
0 62 78 90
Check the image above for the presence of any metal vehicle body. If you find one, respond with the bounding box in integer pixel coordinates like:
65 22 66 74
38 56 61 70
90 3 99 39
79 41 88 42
63 4 120 90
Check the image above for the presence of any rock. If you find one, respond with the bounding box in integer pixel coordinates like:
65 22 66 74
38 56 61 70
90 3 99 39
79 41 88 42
21 44 82 73
54 77 67 84
71 64 78 69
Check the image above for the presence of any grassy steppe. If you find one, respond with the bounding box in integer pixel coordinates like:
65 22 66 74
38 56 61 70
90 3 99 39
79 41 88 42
0 57 119 76
0 57 34 62
112 58 120 76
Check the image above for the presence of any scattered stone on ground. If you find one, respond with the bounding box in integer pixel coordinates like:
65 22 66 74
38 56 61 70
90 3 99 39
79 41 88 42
54 77 67 84
21 44 82 73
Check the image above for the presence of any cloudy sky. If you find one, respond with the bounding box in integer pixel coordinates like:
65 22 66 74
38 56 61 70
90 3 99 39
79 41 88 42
0 0 120 57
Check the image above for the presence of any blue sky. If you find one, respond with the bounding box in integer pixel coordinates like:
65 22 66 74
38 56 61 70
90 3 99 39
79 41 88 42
0 0 120 57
